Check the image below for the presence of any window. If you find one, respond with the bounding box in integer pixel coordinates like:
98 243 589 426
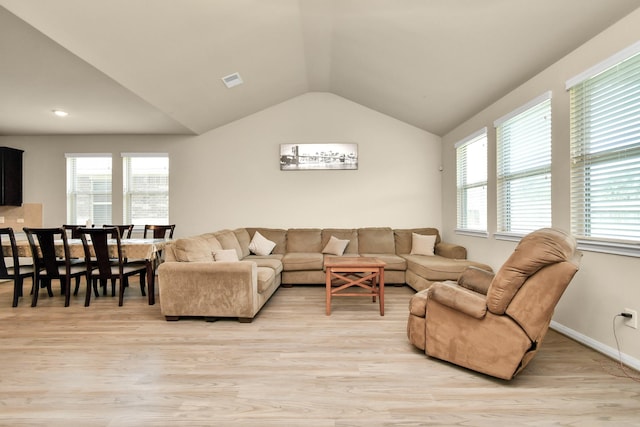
123 153 169 226
66 154 112 225
495 92 552 235
456 129 487 233
568 44 640 247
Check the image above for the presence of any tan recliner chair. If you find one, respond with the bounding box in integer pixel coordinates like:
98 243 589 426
407 228 582 380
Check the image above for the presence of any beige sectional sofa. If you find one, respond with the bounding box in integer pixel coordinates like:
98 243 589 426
157 227 492 322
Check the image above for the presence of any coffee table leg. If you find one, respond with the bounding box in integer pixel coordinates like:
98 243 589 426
379 267 385 316
325 268 332 315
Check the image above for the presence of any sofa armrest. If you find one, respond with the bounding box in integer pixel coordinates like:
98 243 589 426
427 281 487 319
458 266 495 295
435 242 467 259
158 261 259 318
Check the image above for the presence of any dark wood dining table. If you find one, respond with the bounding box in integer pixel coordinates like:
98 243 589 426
2 238 168 305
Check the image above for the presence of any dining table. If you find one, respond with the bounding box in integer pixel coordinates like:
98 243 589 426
2 238 169 305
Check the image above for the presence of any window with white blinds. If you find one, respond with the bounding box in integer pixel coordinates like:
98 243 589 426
568 46 640 245
66 154 112 226
123 154 169 226
456 129 487 233
495 92 552 235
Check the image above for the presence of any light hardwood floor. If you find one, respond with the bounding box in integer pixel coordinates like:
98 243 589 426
1 278 639 426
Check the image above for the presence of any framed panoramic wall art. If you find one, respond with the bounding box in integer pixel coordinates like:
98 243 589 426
279 143 358 170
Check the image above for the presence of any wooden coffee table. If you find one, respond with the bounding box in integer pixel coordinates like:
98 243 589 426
325 256 386 316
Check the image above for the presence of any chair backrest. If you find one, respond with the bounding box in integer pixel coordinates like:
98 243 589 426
23 227 72 278
485 228 582 345
103 224 134 239
143 224 175 239
0 227 20 278
78 227 124 278
63 224 94 239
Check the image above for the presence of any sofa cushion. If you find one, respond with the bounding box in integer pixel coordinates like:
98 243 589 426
172 236 215 262
200 233 224 251
213 249 239 262
287 228 322 253
245 256 284 275
246 228 287 254
394 228 441 255
233 228 251 258
358 227 395 254
321 229 358 254
215 229 244 259
411 233 437 256
359 253 407 271
322 235 350 256
248 231 277 256
403 254 491 281
257 267 276 294
282 252 324 271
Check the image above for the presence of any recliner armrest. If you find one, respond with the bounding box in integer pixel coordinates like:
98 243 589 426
428 281 487 319
458 266 495 295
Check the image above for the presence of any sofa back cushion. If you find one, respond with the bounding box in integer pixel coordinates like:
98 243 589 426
287 228 322 252
172 235 217 262
394 228 441 255
233 228 251 258
246 228 288 254
321 229 358 255
214 229 244 260
358 227 395 254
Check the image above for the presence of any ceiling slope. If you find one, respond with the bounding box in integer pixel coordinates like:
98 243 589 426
1 0 639 136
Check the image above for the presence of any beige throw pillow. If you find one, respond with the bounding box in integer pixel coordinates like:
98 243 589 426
248 231 276 256
213 249 240 262
322 235 350 256
410 233 436 256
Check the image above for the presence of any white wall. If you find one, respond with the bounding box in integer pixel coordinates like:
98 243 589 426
441 10 640 364
1 92 442 237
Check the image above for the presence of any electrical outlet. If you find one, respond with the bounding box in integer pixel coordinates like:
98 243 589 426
624 308 637 329
17 218 24 223
0 216 4 223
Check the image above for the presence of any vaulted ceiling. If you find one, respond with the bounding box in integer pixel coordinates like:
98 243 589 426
1 0 639 137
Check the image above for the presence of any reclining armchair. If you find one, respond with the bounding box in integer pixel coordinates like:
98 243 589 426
407 228 581 380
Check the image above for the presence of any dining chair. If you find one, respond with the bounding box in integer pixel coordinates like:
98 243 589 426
23 227 87 307
103 224 134 239
78 227 147 306
0 227 35 307
143 224 175 239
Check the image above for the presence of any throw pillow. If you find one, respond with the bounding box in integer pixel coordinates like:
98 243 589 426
410 233 437 256
248 231 276 256
212 249 240 262
322 235 350 256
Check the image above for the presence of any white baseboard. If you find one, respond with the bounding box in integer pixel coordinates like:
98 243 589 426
550 320 640 372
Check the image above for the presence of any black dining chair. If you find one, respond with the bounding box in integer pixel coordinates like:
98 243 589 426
0 227 35 307
23 227 87 307
78 227 147 306
143 224 175 239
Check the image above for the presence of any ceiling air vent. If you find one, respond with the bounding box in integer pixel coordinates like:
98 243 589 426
221 72 243 88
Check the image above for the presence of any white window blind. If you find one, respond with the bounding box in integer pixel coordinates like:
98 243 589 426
568 49 640 244
456 129 487 232
122 154 169 226
495 93 552 234
66 154 112 226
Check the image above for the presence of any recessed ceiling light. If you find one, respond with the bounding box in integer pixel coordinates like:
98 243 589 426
52 109 69 117
221 72 243 88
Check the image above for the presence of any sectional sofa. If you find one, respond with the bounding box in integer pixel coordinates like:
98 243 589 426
157 227 492 322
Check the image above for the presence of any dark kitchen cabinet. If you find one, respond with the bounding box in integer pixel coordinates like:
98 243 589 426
0 147 23 206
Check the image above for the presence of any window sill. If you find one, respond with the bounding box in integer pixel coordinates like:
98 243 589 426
455 229 489 238
576 238 640 258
